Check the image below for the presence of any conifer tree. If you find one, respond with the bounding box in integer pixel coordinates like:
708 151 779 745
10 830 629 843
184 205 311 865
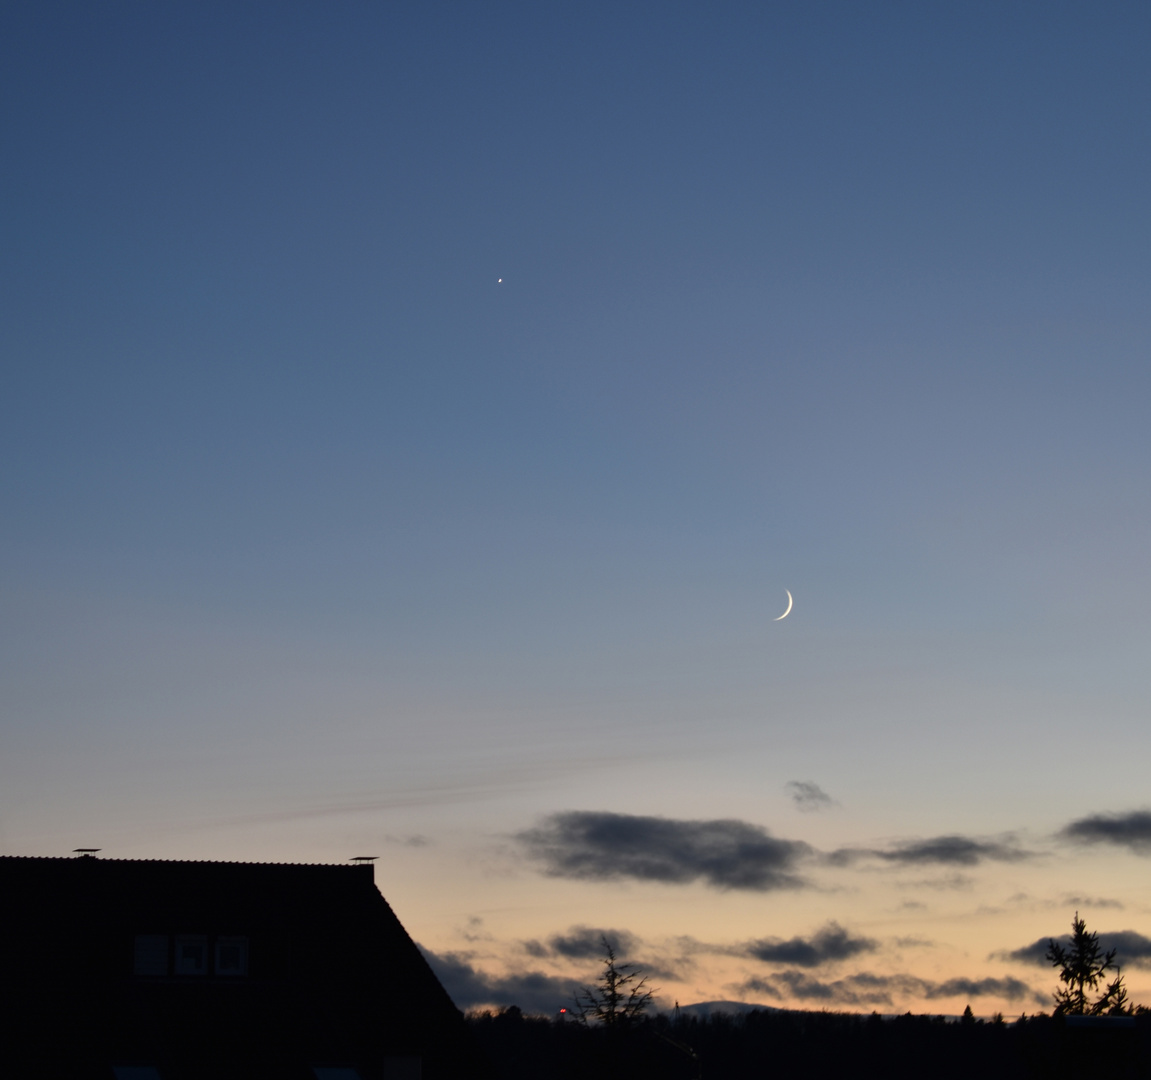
1046 912 1131 1015
572 937 655 1027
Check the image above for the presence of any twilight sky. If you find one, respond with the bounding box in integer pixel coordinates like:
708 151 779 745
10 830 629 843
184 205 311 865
3 2 1151 1015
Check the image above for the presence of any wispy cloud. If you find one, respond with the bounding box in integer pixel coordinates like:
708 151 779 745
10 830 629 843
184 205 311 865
786 781 836 812
1060 811 1151 853
998 930 1151 970
896 873 974 891
1060 895 1124 910
459 915 491 943
740 970 1044 1008
384 833 430 847
830 834 1032 868
419 946 578 1014
744 923 876 968
518 811 812 891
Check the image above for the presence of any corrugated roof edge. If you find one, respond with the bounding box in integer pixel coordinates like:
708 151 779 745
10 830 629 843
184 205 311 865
0 855 372 868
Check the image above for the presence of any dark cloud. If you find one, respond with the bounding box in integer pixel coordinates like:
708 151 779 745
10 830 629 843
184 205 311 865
419 946 578 1014
521 927 690 982
745 923 877 968
633 959 686 983
1095 929 1151 963
928 977 1039 1002
1000 930 1151 970
519 811 812 891
525 925 640 960
741 971 909 1008
831 835 1031 868
742 970 1044 1008
786 781 835 812
1061 811 1151 853
999 939 1051 966
739 977 783 1000
876 836 1031 866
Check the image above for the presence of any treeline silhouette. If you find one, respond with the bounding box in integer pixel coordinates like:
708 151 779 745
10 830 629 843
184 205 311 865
468 1006 1151 1080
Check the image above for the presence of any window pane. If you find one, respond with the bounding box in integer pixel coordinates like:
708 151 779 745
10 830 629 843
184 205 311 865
215 935 249 976
133 935 168 977
174 934 207 975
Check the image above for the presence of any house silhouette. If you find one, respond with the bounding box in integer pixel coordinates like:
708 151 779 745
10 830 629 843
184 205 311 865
2 855 489 1079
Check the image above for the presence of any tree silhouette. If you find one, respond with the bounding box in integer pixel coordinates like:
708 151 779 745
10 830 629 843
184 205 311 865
572 937 655 1027
1046 911 1131 1015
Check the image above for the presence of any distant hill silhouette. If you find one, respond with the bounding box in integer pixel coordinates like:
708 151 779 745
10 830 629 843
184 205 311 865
669 1000 781 1018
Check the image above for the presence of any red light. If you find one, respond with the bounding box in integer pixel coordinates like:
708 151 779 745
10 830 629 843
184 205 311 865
559 1008 566 1013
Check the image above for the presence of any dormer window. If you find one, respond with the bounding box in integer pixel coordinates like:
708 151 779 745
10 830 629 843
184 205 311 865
174 934 208 975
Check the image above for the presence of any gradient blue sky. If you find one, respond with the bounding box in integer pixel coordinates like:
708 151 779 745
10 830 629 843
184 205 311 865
3 2 1150 1014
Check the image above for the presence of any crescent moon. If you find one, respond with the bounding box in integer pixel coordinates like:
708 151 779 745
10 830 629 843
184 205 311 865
774 590 793 621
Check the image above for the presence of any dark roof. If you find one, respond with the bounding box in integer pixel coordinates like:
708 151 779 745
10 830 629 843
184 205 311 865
2 855 489 1079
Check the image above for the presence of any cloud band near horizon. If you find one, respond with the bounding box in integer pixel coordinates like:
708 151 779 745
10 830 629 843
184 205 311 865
742 970 1046 1009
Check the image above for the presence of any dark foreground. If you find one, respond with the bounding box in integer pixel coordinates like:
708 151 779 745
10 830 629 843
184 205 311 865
469 1007 1151 1080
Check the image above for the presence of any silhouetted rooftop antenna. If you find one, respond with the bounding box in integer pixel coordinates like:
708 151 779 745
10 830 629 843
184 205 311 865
73 848 101 857
350 856 378 862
